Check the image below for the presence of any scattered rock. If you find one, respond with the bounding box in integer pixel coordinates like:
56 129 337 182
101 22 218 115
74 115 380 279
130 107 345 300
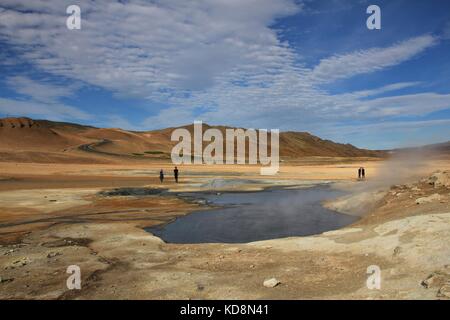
437 284 450 298
416 194 441 205
263 278 280 288
47 252 62 259
393 246 401 257
13 257 29 267
411 187 421 192
5 257 29 270
41 237 91 248
0 276 14 284
421 273 447 289
99 187 165 197
250 264 255 269
428 171 450 188
3 249 14 256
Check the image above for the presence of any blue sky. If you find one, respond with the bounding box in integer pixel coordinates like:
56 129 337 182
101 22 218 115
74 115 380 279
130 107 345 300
0 0 449 149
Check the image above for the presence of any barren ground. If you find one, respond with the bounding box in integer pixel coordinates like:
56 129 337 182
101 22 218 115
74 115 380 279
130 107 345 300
0 158 449 299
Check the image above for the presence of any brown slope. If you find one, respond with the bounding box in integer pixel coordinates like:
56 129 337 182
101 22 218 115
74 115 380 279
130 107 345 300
279 131 382 158
145 123 384 158
0 118 384 163
0 117 90 152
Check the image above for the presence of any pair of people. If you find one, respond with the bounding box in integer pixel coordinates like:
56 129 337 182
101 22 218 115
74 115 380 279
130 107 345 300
358 167 366 180
159 166 179 183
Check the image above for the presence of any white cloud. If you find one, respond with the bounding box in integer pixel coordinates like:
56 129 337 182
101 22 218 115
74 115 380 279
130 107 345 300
325 118 450 135
0 1 447 135
360 93 450 117
318 118 450 149
310 35 438 83
1 76 89 121
0 0 300 97
5 76 78 104
346 82 421 98
0 97 90 120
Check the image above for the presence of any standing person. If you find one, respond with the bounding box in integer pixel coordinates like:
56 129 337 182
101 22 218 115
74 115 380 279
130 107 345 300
362 167 366 180
159 169 164 183
358 167 362 180
174 166 179 183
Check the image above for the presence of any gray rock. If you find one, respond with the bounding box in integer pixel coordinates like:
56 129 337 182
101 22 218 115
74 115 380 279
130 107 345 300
416 194 441 205
263 278 280 288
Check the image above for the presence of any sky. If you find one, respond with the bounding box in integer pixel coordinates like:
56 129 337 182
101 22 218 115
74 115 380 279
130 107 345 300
0 0 449 149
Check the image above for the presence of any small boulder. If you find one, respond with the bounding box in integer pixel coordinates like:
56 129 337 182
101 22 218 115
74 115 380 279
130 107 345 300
416 194 441 205
263 278 280 288
428 171 450 188
0 276 14 284
47 252 62 259
12 257 29 267
421 273 447 289
437 284 450 298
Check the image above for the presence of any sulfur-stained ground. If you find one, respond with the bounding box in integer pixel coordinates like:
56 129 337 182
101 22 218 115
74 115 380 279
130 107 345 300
0 160 449 299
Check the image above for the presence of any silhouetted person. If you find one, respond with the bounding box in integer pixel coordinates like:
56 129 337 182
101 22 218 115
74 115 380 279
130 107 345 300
159 169 164 183
174 166 179 183
362 167 366 180
358 167 362 179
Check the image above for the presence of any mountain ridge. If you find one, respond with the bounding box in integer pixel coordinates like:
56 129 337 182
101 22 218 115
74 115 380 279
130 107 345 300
0 117 388 163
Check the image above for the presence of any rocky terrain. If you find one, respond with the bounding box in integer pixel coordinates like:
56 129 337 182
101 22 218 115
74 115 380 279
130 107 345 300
0 116 449 299
0 166 448 299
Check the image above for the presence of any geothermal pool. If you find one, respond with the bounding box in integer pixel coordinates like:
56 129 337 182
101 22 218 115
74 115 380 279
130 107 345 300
146 185 357 243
